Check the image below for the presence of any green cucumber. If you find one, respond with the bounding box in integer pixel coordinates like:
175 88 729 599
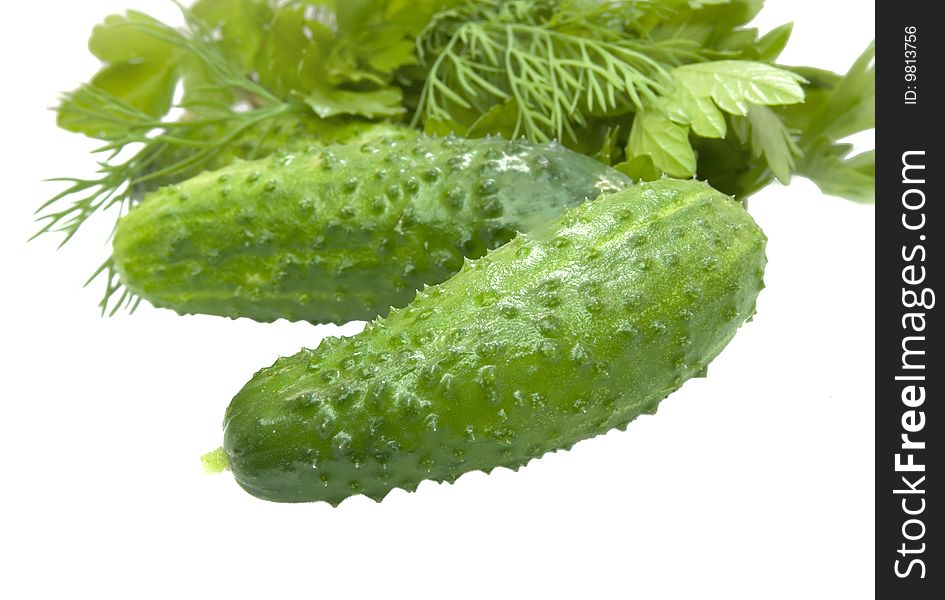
113 135 629 323
220 178 767 504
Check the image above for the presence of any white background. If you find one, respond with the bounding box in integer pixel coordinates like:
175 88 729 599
1 2 874 598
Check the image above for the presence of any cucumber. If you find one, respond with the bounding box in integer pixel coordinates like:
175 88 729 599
220 178 768 504
113 135 630 323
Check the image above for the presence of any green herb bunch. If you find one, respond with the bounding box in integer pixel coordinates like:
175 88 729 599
410 0 873 199
38 0 874 314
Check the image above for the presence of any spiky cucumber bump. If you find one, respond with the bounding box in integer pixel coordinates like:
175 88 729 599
221 179 768 504
113 135 630 323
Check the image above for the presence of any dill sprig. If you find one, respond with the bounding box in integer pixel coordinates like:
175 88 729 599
35 92 289 244
414 0 697 141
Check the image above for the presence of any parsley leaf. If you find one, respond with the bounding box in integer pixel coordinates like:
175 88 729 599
191 0 270 69
642 60 804 178
615 154 663 182
664 85 727 138
254 3 309 98
797 143 875 204
781 43 875 202
748 22 793 62
644 0 764 49
627 111 697 178
745 105 799 184
57 11 182 139
807 42 875 140
672 61 805 115
304 86 406 119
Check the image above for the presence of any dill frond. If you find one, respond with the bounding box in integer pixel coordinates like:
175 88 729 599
414 0 694 141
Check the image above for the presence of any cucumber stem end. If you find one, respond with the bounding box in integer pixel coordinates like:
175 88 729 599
201 447 229 474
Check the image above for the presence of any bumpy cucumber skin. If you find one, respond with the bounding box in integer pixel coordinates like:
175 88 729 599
138 113 412 194
222 179 768 504
114 135 629 323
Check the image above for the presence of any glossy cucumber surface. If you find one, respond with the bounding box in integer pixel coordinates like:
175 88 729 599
221 178 768 504
114 135 629 323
